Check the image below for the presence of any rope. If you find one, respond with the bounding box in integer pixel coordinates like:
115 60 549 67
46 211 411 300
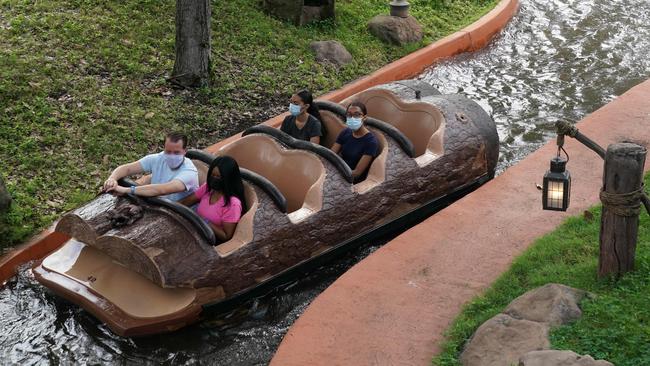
600 186 646 217
555 120 578 138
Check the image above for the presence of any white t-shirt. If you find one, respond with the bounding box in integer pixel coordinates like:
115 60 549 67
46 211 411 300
138 152 198 202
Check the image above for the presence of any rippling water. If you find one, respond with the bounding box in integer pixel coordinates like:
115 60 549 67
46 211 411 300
2 0 650 364
420 0 650 173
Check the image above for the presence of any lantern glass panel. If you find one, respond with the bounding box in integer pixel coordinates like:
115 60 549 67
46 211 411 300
542 171 571 211
546 179 565 209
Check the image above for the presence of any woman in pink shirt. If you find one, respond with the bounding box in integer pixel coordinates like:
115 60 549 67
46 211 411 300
180 156 246 243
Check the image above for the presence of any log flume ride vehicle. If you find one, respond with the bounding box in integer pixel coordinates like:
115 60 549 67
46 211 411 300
33 80 499 336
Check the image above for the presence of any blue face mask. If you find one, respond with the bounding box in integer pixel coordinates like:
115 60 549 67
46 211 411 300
289 103 302 116
346 117 363 131
164 153 184 169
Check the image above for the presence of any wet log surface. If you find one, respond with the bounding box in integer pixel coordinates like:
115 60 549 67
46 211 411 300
55 194 121 244
598 143 647 278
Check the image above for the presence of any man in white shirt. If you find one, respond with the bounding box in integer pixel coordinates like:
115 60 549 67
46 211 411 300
103 132 198 201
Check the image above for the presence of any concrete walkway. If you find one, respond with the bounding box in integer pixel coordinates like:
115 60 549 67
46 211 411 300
271 80 650 365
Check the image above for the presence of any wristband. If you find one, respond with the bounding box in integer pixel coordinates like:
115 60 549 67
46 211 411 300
130 186 136 195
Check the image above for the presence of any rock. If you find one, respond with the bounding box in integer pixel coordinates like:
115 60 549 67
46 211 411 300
367 15 423 46
460 314 550 366
504 283 590 327
309 41 352 67
519 350 614 366
0 176 11 212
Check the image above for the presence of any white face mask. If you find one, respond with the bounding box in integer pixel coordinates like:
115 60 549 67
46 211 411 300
164 153 184 169
289 103 302 116
346 117 363 131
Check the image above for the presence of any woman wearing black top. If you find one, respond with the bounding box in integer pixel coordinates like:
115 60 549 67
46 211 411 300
280 90 323 144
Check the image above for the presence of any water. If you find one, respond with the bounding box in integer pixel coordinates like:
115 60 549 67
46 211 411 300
2 0 650 364
420 0 650 174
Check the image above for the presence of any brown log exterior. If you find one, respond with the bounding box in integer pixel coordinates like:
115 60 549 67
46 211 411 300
171 0 211 87
0 175 10 212
598 143 647 278
39 80 499 335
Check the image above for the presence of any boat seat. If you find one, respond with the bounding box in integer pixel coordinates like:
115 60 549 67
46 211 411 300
315 100 415 158
188 149 287 213
354 127 388 194
185 152 262 256
214 182 258 256
217 134 325 217
315 100 347 149
342 89 444 159
318 109 347 149
242 125 353 183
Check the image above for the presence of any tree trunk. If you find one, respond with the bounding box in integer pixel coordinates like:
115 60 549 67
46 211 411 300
598 143 647 278
171 0 211 88
0 176 11 212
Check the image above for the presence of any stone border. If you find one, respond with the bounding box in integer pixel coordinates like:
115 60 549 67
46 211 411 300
0 0 519 284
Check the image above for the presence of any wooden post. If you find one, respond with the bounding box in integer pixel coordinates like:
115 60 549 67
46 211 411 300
598 143 647 278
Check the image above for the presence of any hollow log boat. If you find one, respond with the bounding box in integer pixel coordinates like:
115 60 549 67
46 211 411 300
33 80 499 337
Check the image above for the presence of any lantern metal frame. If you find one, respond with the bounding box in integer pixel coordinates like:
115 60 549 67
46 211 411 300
542 156 571 211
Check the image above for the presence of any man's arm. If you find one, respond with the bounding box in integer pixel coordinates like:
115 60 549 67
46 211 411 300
103 161 144 191
135 175 152 186
110 179 186 197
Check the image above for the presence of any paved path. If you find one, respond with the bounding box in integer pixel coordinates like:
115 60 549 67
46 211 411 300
271 80 650 365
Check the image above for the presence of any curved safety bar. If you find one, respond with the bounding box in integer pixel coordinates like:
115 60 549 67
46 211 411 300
242 126 354 183
365 118 416 158
118 178 217 245
315 100 416 158
315 100 347 117
186 150 288 213
314 100 345 138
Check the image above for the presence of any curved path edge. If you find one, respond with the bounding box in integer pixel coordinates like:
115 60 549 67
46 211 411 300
270 80 650 365
0 0 519 285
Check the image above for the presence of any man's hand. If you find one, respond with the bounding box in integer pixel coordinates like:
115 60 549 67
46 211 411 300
106 185 128 196
103 177 118 192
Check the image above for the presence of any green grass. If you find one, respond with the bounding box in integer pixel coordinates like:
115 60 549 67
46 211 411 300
433 174 650 366
0 0 498 248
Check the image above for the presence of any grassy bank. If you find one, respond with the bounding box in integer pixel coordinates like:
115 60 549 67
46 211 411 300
0 0 498 248
433 174 650 366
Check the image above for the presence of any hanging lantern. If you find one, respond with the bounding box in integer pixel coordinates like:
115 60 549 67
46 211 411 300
542 156 571 211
